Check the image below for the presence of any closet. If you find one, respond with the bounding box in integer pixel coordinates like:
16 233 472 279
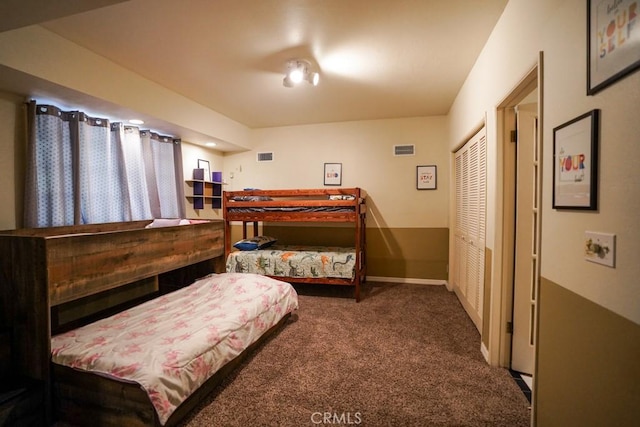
452 127 487 331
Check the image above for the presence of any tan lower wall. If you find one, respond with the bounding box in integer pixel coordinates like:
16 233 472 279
231 224 449 281
367 227 448 280
536 277 640 426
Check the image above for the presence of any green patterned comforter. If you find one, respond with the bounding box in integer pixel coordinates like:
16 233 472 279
226 245 356 279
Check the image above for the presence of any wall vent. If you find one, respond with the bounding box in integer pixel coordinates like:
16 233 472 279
394 144 415 156
257 152 274 162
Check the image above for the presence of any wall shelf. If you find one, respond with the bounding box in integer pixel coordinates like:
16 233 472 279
186 169 223 209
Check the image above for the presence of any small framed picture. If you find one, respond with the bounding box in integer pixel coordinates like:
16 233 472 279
417 165 437 190
324 163 342 186
552 110 599 210
197 159 211 182
587 0 640 94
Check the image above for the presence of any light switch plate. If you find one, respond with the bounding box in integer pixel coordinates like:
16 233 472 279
584 231 616 267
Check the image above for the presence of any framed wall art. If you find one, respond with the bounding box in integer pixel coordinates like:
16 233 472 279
587 0 640 94
552 109 600 210
197 159 211 182
324 163 342 186
417 165 437 190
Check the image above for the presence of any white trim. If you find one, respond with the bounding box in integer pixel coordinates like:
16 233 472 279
481 341 490 363
367 276 447 286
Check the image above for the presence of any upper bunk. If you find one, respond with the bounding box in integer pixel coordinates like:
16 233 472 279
223 187 367 223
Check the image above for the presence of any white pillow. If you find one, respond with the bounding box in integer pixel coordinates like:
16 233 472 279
145 218 182 228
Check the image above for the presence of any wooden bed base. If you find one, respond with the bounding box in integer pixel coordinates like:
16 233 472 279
223 188 366 301
0 219 225 424
52 313 292 427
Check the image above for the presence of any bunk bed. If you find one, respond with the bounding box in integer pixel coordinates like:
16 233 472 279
0 219 298 426
223 188 367 301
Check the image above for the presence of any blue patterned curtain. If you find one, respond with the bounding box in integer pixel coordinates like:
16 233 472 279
137 130 181 218
79 115 130 224
24 101 185 227
114 124 153 221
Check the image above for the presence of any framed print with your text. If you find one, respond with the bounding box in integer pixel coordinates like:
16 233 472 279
552 110 600 210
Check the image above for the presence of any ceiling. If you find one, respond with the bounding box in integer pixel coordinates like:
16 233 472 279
1 0 508 145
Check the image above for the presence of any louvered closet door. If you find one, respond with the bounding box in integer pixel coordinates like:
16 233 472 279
453 128 486 331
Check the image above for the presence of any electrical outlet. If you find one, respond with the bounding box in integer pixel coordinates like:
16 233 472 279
584 231 616 268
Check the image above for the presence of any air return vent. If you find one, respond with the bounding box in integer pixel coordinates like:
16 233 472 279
394 144 415 156
257 152 274 162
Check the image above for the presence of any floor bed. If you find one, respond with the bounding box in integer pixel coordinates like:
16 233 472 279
1 219 280 424
51 273 298 426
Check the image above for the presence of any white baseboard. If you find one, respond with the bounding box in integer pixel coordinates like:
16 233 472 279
366 276 447 286
481 341 490 363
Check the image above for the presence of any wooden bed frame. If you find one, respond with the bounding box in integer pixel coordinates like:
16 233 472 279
223 188 367 301
51 313 291 426
0 219 231 425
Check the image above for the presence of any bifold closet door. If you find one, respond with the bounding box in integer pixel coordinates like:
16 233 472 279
453 127 486 331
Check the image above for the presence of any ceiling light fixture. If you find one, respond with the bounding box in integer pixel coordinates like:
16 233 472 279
283 59 320 88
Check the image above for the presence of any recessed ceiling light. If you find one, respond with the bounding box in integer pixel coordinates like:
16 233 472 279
206 142 217 147
129 119 144 125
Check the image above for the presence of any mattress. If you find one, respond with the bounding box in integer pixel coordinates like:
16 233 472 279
50 273 299 425
226 245 357 279
226 206 355 213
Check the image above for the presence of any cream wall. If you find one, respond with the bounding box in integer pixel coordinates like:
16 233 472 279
449 0 640 325
0 26 251 150
0 91 24 230
540 1 640 325
449 0 563 248
0 97 450 233
225 116 450 229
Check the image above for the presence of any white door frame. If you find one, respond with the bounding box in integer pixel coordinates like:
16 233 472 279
487 53 543 371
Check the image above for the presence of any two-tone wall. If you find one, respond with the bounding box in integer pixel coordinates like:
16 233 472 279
449 0 640 424
0 91 451 283
4 1 639 423
256 224 449 281
223 117 450 283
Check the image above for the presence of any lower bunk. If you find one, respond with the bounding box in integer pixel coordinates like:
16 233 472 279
226 245 364 301
50 273 299 426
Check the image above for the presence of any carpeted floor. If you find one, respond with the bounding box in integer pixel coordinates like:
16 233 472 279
180 282 531 427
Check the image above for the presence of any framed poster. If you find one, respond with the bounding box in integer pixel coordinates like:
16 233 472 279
417 165 437 190
587 0 640 94
324 163 342 186
197 159 210 182
552 110 599 210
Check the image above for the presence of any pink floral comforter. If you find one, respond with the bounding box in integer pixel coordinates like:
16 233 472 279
51 273 299 425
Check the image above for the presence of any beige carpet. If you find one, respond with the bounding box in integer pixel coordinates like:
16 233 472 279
180 282 531 427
